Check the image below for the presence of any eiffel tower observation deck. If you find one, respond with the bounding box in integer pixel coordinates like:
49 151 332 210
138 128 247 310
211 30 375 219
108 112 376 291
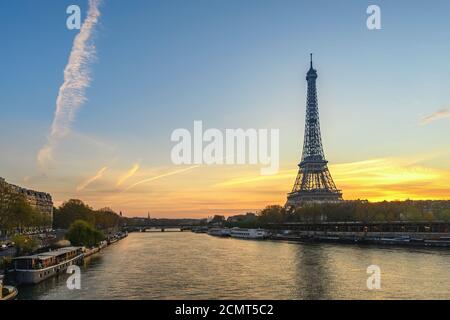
286 54 343 208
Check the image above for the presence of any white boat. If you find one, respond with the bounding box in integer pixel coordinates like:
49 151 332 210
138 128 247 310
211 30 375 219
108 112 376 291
10 247 84 285
82 246 100 258
98 240 108 249
83 240 109 258
230 228 268 240
108 237 118 245
207 228 231 237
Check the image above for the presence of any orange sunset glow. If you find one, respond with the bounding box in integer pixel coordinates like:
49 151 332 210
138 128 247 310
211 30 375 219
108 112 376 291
44 153 450 218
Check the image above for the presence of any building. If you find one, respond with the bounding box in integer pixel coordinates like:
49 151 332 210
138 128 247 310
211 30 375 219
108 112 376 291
286 55 343 208
0 177 53 226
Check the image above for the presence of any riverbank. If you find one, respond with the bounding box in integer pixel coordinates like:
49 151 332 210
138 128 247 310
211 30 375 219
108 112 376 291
270 233 450 248
267 220 450 248
202 222 450 248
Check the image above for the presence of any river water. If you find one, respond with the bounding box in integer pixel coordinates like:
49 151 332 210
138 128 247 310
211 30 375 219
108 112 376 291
17 232 450 300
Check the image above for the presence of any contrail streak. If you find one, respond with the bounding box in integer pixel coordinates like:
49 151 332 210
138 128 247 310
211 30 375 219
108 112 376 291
77 166 108 192
125 166 200 191
38 0 102 168
116 163 140 187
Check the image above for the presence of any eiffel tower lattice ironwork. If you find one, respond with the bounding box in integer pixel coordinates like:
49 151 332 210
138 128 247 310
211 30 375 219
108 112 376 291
286 54 343 208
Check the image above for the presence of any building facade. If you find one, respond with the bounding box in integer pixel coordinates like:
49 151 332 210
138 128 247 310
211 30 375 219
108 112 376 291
0 177 53 226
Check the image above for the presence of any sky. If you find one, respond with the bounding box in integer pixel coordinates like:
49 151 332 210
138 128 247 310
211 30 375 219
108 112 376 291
0 0 449 218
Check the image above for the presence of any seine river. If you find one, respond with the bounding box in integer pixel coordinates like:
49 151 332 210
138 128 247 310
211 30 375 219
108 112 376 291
18 232 450 300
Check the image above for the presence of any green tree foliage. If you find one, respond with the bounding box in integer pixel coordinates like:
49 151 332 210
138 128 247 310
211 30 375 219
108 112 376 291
0 256 12 272
436 208 450 221
95 207 124 230
242 200 450 226
53 199 95 229
0 182 49 232
224 213 258 228
403 206 422 221
225 219 259 229
259 205 287 224
12 234 39 256
209 215 225 225
53 200 123 232
65 220 104 247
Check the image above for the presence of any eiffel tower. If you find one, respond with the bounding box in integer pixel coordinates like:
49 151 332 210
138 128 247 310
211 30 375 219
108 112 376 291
286 54 342 208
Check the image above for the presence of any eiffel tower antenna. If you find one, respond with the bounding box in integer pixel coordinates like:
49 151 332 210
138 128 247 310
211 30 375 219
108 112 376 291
286 55 343 208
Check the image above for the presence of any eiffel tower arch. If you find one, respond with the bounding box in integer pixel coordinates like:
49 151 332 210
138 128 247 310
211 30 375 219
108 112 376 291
286 55 343 208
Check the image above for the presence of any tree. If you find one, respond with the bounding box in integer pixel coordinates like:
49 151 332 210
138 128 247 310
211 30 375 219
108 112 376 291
0 256 12 272
95 207 123 231
12 234 39 256
437 208 450 221
209 215 225 225
259 205 286 224
53 199 95 229
404 206 422 221
66 220 104 247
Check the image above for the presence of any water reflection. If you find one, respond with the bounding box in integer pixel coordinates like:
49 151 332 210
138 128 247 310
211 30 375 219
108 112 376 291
17 233 450 300
294 244 330 299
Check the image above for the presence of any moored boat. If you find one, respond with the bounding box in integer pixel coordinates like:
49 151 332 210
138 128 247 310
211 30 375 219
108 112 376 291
0 275 18 300
207 228 231 237
0 286 18 300
83 240 109 258
107 232 128 245
192 226 208 233
9 247 83 285
82 246 100 258
230 228 268 240
424 239 450 247
99 240 108 249
107 237 118 245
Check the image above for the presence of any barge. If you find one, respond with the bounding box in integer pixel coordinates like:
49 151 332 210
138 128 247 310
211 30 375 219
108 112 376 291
9 247 83 285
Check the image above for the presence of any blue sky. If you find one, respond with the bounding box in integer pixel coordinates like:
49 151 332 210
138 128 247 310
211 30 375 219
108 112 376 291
1 0 449 217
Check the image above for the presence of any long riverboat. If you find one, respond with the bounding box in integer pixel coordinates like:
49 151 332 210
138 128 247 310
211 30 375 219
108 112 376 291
230 228 268 240
9 247 83 285
207 228 231 237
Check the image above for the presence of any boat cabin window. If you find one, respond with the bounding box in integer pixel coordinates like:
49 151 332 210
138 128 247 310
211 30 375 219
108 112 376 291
14 258 35 270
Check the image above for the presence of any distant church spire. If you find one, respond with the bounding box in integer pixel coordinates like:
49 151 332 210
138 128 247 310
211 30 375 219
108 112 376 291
147 212 150 220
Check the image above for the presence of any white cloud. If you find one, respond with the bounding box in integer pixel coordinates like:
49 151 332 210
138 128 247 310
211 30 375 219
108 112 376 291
420 107 450 125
